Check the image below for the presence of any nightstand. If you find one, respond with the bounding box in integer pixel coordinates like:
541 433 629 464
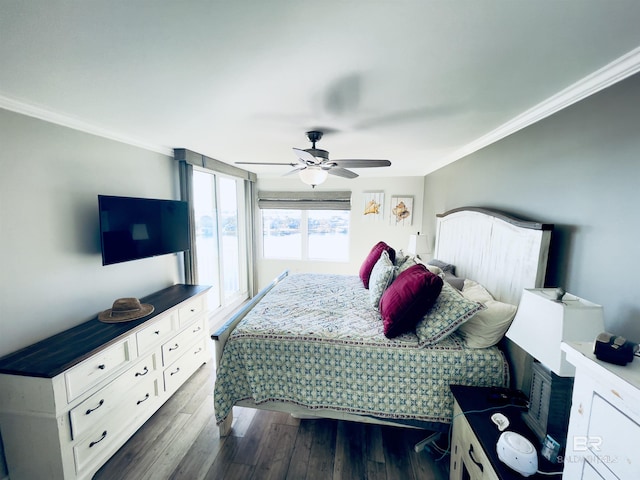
449 385 561 480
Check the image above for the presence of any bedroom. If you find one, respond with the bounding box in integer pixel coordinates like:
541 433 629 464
1 1 640 479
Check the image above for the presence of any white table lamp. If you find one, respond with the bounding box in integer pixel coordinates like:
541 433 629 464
506 288 605 450
507 288 605 376
407 233 431 259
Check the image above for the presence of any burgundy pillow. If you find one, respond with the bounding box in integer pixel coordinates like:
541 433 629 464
359 241 396 289
379 264 444 338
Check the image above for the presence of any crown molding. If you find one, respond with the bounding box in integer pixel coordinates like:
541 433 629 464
0 94 173 157
428 45 640 175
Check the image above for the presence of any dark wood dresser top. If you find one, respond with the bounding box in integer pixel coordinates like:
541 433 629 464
0 284 209 378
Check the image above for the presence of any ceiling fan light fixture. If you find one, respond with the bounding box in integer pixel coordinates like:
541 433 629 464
299 166 328 188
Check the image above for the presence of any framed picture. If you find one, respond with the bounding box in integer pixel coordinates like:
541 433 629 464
362 191 384 223
390 195 413 226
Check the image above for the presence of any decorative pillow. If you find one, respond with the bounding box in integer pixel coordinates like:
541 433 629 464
443 271 465 290
427 259 456 274
394 255 418 279
414 257 443 276
393 250 408 266
457 279 517 348
425 264 443 276
368 251 396 308
415 282 485 346
359 241 396 289
379 264 443 338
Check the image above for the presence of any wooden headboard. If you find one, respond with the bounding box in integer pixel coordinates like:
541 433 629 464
434 207 553 390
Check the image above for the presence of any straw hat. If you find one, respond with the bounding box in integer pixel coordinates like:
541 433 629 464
98 297 154 323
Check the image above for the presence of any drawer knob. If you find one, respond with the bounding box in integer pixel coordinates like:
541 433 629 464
169 344 179 352
85 399 105 415
193 326 202 333
135 366 149 377
154 330 160 335
97 364 106 370
137 393 150 405
468 444 484 472
89 430 107 448
170 367 181 376
190 308 195 312
194 347 203 354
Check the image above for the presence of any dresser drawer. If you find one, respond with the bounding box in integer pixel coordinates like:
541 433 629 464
65 338 133 402
451 402 499 480
161 318 205 366
163 338 208 394
178 295 206 327
72 376 160 474
69 353 157 440
136 312 176 355
459 427 498 480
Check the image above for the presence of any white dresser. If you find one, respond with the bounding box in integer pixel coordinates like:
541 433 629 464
0 284 211 480
562 341 640 480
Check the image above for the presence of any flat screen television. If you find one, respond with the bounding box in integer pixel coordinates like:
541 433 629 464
98 195 190 266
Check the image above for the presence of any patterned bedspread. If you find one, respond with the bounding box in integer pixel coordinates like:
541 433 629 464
214 273 509 426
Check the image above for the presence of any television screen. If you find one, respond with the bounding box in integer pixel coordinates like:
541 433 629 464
98 195 190 265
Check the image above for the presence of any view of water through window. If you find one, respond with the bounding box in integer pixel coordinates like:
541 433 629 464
262 209 349 261
192 171 245 310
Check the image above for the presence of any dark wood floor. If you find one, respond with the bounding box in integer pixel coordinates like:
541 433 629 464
94 355 449 480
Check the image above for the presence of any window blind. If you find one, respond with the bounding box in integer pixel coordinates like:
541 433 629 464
257 191 352 210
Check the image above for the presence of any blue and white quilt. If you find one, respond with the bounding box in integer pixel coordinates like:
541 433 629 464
214 273 508 425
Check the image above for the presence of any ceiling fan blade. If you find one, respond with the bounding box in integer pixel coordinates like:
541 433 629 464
235 162 299 166
293 148 319 165
283 166 306 176
327 167 358 179
331 159 391 168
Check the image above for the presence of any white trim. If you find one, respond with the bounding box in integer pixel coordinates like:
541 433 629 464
0 94 173 156
427 45 640 174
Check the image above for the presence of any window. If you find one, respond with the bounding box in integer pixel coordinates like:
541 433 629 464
262 209 302 259
308 210 349 261
262 209 350 261
192 169 248 310
218 176 243 299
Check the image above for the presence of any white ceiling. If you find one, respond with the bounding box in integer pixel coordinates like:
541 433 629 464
2 1 640 179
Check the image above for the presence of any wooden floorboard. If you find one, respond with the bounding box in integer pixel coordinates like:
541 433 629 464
94 360 448 480
169 415 221 480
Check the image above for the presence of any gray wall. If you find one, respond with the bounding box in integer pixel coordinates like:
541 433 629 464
423 72 640 342
0 109 184 477
0 109 184 357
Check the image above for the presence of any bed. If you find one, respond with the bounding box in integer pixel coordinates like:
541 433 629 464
212 207 552 436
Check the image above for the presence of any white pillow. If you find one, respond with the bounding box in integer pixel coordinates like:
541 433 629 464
457 279 517 348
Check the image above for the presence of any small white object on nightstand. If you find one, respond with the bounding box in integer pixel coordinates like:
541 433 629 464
496 431 538 477
491 413 510 431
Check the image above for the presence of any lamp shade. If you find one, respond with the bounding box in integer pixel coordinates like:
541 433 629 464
506 288 604 376
299 167 328 187
407 233 431 256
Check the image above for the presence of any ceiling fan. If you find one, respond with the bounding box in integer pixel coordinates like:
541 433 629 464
236 130 391 187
